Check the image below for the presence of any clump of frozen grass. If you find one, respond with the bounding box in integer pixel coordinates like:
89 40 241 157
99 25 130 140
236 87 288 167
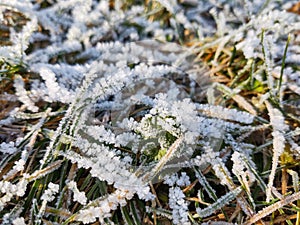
0 0 300 224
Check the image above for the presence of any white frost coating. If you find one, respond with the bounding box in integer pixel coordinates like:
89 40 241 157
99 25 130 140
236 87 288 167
0 141 18 154
12 217 26 225
75 188 141 224
196 187 242 218
168 186 191 225
41 182 59 202
13 75 38 112
67 181 87 205
0 178 28 210
197 104 254 124
265 102 288 202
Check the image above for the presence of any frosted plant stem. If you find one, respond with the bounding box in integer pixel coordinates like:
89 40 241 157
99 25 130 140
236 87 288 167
28 160 63 181
266 146 279 202
244 191 300 225
142 136 184 183
287 170 300 225
196 187 242 218
265 101 287 202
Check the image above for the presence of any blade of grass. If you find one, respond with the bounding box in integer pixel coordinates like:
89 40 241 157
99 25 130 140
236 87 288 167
245 191 300 225
121 205 135 225
130 201 143 225
278 34 291 97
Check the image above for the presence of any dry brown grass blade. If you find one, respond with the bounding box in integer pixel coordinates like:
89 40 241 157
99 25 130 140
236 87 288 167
264 214 298 225
288 2 300 14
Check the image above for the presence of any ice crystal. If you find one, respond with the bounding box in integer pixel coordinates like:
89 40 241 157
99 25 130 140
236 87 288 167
67 181 87 205
0 141 18 155
13 75 38 112
12 217 26 225
265 102 289 202
164 172 191 187
0 178 28 210
196 187 242 218
41 182 59 202
168 186 190 225
231 151 256 189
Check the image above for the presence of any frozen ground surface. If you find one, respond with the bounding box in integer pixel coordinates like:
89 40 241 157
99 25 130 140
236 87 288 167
0 0 300 224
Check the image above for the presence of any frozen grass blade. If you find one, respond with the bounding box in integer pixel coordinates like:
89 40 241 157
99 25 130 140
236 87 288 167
244 191 300 225
278 34 291 98
142 136 184 183
196 187 242 218
265 101 288 202
287 169 300 225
